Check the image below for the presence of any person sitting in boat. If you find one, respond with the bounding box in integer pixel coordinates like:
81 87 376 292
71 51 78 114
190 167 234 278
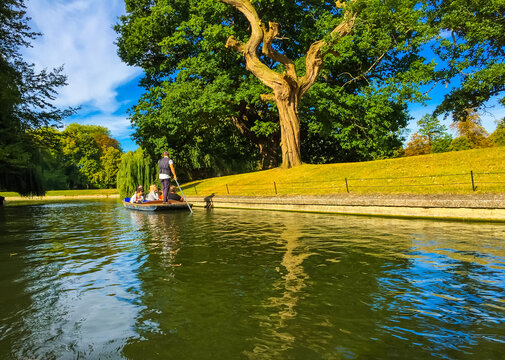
167 186 183 202
130 187 145 203
145 184 159 201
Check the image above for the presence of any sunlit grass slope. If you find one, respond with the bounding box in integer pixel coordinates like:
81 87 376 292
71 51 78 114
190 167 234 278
181 147 505 196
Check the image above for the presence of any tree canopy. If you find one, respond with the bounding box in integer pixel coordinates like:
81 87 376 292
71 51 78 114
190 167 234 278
28 124 122 190
116 0 504 171
429 0 505 119
0 0 74 195
115 0 437 171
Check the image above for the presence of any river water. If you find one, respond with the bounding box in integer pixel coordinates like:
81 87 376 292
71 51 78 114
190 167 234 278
1 200 504 359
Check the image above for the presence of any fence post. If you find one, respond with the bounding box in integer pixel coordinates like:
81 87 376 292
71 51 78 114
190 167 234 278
226 184 230 195
345 178 349 193
273 181 277 195
471 171 476 191
194 185 198 195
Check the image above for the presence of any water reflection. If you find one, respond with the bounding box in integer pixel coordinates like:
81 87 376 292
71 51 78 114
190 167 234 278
0 202 144 359
245 217 313 359
1 203 505 359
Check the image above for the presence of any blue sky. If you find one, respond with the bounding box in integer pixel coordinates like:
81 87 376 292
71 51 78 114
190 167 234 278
23 0 504 153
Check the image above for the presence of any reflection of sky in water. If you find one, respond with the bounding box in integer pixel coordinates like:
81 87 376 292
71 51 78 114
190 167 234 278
1 203 505 359
3 203 147 359
374 230 505 352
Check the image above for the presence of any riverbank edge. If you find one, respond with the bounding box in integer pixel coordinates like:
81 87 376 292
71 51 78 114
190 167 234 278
4 194 120 200
184 194 505 222
4 193 505 222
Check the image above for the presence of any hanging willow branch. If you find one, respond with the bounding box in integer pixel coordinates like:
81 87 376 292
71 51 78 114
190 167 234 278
116 148 157 198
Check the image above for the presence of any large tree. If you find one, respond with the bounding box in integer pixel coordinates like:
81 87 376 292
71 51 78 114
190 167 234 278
0 0 74 195
116 0 434 169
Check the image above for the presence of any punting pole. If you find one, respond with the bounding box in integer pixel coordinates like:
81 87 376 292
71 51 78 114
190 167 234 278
175 179 193 214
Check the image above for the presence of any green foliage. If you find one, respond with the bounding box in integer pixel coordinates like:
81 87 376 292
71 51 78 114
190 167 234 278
59 124 122 189
490 119 505 147
0 0 74 196
116 148 157 198
496 118 505 131
432 133 453 153
26 124 123 191
403 114 452 156
417 114 450 143
450 136 472 152
115 0 435 170
100 147 123 187
429 0 505 119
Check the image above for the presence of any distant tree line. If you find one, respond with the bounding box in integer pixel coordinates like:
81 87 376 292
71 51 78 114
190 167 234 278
403 111 505 157
31 124 122 190
1 1 122 195
0 0 75 195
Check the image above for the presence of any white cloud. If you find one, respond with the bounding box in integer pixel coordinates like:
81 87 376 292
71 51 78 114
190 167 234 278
67 115 132 138
23 0 142 150
24 0 141 112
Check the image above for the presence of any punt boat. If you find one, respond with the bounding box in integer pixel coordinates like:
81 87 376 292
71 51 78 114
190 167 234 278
123 199 192 211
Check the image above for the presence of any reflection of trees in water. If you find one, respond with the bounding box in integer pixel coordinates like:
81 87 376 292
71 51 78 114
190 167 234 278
245 217 314 359
130 211 181 270
122 211 186 358
243 213 505 359
121 209 505 359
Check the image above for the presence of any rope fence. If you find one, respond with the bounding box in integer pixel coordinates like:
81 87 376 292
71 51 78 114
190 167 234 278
184 171 505 196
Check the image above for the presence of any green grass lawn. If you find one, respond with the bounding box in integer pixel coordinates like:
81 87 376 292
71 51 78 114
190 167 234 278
180 147 505 196
0 189 118 198
3 148 504 199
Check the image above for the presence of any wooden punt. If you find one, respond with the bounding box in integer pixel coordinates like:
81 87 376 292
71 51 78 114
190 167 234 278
123 199 192 212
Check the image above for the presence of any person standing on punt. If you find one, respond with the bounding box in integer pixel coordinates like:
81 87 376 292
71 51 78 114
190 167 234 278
158 151 177 203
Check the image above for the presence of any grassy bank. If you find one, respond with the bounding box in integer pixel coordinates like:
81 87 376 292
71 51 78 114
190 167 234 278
180 147 505 196
2 148 504 199
0 189 118 198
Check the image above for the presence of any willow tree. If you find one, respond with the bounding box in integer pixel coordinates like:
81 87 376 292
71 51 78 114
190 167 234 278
218 0 356 167
116 148 157 198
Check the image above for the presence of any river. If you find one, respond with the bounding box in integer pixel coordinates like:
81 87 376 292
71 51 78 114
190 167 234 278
1 200 504 359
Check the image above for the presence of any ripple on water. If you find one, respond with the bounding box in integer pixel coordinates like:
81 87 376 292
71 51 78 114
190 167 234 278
1 204 505 359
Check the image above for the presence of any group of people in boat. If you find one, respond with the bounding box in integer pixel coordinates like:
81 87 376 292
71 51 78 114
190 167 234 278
129 151 183 204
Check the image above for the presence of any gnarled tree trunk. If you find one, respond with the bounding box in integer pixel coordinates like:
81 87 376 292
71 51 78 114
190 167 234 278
219 0 356 168
275 85 302 168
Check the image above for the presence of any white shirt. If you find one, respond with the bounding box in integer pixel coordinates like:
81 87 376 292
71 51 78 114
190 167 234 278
130 193 144 203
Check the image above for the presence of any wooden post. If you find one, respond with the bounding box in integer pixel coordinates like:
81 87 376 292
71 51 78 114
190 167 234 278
226 184 230 195
345 178 349 193
471 171 476 191
274 181 277 195
194 185 198 195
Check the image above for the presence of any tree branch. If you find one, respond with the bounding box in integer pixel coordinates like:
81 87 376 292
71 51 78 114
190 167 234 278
299 1 357 97
261 93 276 102
219 0 284 89
261 22 297 79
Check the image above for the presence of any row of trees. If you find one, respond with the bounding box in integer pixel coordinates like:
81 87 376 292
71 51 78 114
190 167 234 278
1 1 127 195
1 0 75 195
115 0 505 173
404 111 505 156
31 124 122 190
